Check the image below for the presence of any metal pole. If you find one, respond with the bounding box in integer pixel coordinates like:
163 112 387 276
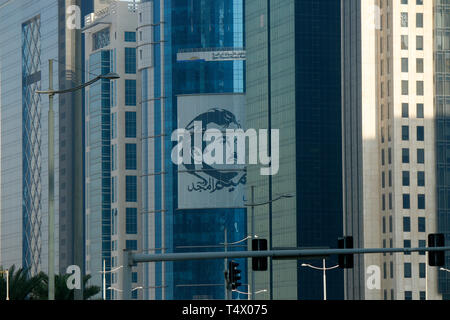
6 270 9 301
48 59 55 301
132 246 450 263
224 228 231 300
251 186 255 301
322 258 326 301
103 259 106 300
122 250 132 300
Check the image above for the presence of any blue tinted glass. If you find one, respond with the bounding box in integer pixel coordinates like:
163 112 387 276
125 80 137 105
125 31 136 42
126 208 138 234
126 144 137 170
125 112 137 138
126 176 137 202
125 47 136 74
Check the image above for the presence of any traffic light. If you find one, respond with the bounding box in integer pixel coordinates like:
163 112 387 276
252 238 268 271
229 261 242 290
338 236 354 269
428 233 445 267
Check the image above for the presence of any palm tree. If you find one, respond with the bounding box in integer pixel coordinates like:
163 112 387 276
0 265 44 300
33 273 101 300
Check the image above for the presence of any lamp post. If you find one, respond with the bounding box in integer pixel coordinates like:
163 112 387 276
300 259 339 300
98 262 124 300
36 59 119 300
441 267 450 273
0 270 9 300
244 187 294 300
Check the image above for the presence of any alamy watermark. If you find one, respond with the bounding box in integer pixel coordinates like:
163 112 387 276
171 122 280 176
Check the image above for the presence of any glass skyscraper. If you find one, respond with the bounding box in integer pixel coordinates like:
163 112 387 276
139 0 247 300
0 0 60 275
245 0 343 300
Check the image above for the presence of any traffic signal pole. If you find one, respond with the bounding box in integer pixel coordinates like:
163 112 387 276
121 245 450 300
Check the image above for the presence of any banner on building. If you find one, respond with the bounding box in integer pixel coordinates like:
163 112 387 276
176 94 246 209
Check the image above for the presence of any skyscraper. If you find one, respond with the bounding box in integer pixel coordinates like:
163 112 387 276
245 0 343 300
342 0 447 300
83 0 142 299
0 0 62 276
139 0 247 300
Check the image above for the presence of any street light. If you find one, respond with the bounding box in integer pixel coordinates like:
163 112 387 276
233 285 267 300
300 259 339 300
244 186 295 300
36 59 119 300
440 267 450 273
0 270 9 300
98 261 123 300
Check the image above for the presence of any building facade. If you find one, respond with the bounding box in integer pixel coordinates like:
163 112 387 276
245 0 344 300
342 0 446 300
83 0 142 299
139 0 247 300
0 0 61 276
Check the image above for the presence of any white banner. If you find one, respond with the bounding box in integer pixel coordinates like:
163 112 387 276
176 94 246 209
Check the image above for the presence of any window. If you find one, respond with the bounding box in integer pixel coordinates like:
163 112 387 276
125 31 136 42
382 194 386 211
111 176 116 203
382 172 385 188
382 217 386 234
417 126 424 141
125 112 137 138
401 13 408 27
404 240 411 255
401 0 408 3
417 81 424 96
388 148 392 164
417 58 423 73
92 28 110 50
111 113 117 139
125 80 137 106
417 171 425 186
132 272 138 283
404 263 412 278
417 36 423 50
402 171 410 186
401 35 408 50
403 217 411 232
417 149 425 164
402 103 409 118
419 240 426 255
420 292 426 301
417 104 424 118
126 240 138 250
390 262 394 279
418 217 426 232
126 208 138 234
382 149 385 166
405 291 412 300
402 80 409 95
403 194 410 209
125 48 137 74
416 13 423 28
402 148 410 163
402 126 409 141
401 58 408 72
419 263 426 278
126 144 137 170
126 176 137 202
418 194 425 209
111 144 117 171
389 215 392 232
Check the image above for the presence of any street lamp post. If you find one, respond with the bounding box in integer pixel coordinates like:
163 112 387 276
98 262 124 300
0 270 9 300
244 188 294 300
36 60 119 300
300 259 339 300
